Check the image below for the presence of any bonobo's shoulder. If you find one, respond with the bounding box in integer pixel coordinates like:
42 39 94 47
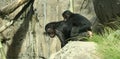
73 13 83 17
70 13 81 17
74 13 88 19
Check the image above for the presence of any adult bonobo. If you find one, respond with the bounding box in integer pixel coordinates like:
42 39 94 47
45 21 72 47
62 10 93 37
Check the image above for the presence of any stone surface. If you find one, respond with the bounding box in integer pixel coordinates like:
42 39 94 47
49 41 101 59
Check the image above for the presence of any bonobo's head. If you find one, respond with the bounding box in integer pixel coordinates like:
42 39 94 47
62 10 73 20
45 22 56 38
45 28 56 38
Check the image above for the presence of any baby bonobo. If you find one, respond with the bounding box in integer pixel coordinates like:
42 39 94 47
62 10 93 38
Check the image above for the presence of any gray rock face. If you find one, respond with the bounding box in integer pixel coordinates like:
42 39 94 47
49 41 101 59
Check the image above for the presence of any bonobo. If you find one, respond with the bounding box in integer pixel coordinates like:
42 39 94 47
45 21 72 47
62 10 92 37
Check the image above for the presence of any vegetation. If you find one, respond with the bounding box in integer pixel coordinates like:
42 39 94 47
89 27 120 59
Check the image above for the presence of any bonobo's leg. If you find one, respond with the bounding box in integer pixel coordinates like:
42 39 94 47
70 26 93 39
68 27 92 41
69 31 92 41
70 27 80 37
55 29 66 47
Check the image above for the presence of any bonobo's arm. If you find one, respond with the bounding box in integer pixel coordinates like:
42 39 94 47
55 29 66 47
78 23 91 32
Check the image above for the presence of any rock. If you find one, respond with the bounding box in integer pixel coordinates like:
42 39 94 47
49 41 101 59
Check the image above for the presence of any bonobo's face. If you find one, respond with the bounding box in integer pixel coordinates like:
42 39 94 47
63 14 70 21
46 28 56 38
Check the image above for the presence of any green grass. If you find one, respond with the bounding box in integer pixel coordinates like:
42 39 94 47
89 29 120 59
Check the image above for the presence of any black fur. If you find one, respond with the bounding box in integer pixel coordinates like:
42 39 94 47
62 10 92 36
45 21 72 47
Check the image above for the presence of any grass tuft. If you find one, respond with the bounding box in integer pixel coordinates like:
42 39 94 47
89 27 120 59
